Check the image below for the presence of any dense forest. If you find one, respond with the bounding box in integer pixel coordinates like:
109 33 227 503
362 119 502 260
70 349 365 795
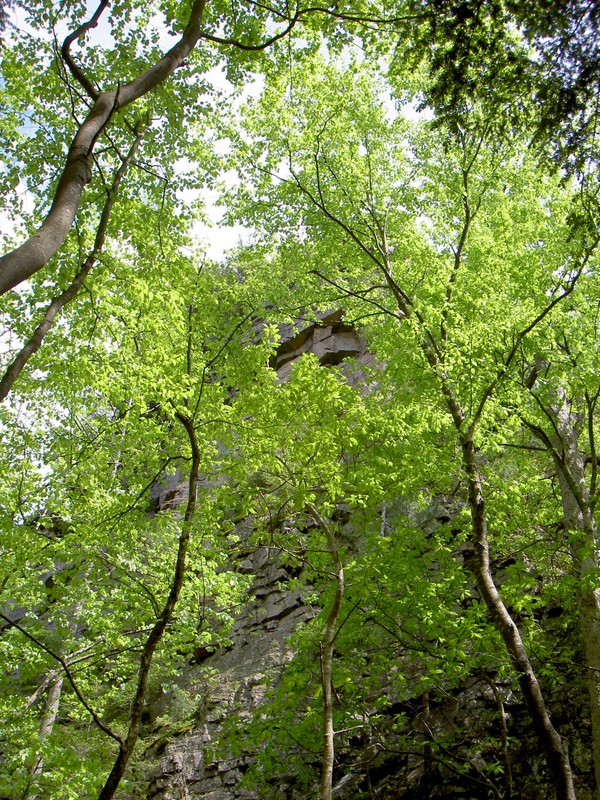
1 1 600 798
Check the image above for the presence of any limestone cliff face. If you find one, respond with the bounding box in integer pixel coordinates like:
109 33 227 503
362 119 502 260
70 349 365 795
141 315 595 800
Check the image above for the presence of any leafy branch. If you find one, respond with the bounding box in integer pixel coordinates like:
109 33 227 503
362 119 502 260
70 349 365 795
0 612 123 745
0 119 149 402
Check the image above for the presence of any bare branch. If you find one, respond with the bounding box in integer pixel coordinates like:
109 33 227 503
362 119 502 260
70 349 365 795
60 0 109 101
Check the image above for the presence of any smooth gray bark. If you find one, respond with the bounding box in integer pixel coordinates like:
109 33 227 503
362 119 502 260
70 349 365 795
0 0 208 296
459 433 576 800
529 388 600 799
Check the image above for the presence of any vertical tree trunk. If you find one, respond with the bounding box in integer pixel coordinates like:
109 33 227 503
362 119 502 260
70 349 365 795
309 506 345 800
550 392 600 799
97 413 200 800
25 674 64 800
461 435 577 800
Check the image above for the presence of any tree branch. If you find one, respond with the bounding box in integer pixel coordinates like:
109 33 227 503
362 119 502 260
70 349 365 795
0 122 147 402
0 0 208 295
441 168 471 346
585 386 600 513
470 276 581 432
199 3 419 51
0 612 123 745
60 0 109 101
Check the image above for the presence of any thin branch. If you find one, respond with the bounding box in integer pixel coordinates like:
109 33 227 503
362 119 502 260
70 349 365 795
377 743 503 796
500 442 547 453
199 4 419 51
529 390 564 448
521 417 589 518
310 269 403 322
0 612 123 745
60 0 109 101
288 160 385 272
200 5 301 51
470 277 582 432
193 310 254 418
441 168 471 346
478 669 513 799
99 454 180 528
97 411 201 799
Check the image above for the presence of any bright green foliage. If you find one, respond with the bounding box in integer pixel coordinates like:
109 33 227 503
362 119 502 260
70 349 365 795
0 178 264 792
218 48 600 795
0 258 257 794
1 2 600 798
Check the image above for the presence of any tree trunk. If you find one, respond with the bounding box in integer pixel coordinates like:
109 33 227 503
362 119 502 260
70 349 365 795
309 505 345 800
97 413 200 800
0 0 208 296
551 391 600 799
461 435 577 800
0 126 145 402
25 674 64 800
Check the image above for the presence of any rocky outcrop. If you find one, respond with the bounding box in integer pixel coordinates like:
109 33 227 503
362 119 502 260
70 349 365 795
142 524 594 800
265 309 376 385
145 544 316 800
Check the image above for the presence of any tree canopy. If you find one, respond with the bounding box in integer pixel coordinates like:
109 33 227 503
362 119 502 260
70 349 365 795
1 2 600 799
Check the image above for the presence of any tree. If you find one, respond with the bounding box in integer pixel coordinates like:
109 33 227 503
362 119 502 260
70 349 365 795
0 252 259 797
0 3 418 796
2 2 600 798
224 52 599 797
406 0 600 172
0 0 417 295
221 350 398 800
516 287 600 792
